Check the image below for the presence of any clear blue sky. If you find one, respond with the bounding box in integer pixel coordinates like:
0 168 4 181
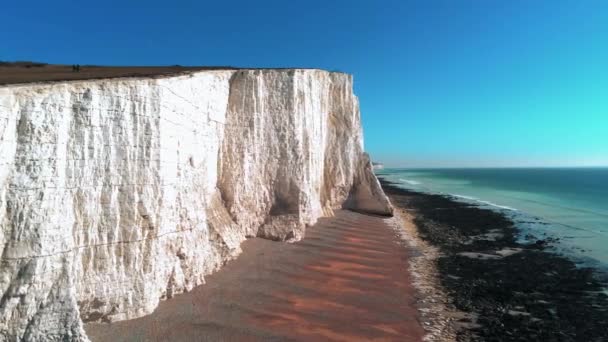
2 0 607 167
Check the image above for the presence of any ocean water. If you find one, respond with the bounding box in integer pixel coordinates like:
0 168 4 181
377 167 608 268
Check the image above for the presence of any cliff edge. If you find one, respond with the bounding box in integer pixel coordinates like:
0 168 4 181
0 69 392 341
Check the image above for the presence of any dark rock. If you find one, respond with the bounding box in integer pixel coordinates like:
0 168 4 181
379 178 608 342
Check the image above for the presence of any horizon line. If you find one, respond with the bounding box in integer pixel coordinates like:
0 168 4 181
378 165 608 169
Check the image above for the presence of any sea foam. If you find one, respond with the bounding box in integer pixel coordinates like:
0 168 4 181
452 194 517 211
399 178 421 185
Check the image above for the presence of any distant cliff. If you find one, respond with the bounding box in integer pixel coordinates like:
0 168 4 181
0 69 392 341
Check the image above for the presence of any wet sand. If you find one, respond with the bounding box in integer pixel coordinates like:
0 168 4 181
85 210 425 342
380 179 608 341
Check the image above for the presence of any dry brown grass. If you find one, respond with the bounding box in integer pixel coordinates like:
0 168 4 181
0 63 336 85
0 63 240 85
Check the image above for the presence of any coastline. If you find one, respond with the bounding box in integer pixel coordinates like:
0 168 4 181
379 178 608 341
387 204 461 341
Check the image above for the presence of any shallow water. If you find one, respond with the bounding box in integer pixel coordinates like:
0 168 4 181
377 167 608 268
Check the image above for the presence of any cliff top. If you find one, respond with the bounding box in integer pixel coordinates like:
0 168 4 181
0 62 345 85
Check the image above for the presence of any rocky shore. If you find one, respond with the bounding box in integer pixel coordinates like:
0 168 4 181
380 178 608 341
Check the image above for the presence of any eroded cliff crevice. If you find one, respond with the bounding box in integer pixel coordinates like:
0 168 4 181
0 69 392 341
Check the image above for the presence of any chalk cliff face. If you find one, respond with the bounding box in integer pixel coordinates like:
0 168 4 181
0 69 392 341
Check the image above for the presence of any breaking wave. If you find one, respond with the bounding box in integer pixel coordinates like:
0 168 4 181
399 178 421 185
452 194 517 211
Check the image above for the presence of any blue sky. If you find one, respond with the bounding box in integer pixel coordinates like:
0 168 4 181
2 0 607 167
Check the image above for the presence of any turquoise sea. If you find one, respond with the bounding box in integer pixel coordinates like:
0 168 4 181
377 167 608 269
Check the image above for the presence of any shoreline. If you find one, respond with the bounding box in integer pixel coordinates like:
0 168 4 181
387 204 462 341
380 178 608 341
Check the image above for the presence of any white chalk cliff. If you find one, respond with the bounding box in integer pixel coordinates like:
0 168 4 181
0 69 392 341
